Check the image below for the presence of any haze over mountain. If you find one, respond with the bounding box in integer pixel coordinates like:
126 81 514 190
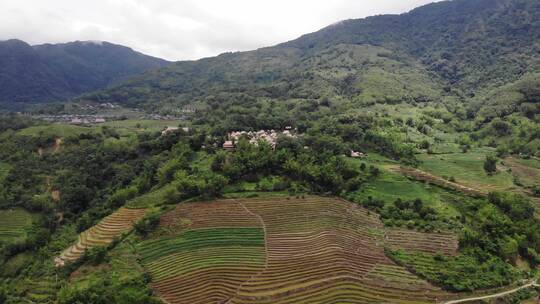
0 39 170 107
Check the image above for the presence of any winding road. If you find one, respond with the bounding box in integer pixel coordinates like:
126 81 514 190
441 281 539 304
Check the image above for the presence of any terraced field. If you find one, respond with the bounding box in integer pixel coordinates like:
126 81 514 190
139 197 459 303
139 200 266 304
385 229 458 256
57 207 146 265
0 208 34 245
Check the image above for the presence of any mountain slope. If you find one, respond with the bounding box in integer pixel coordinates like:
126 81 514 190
0 39 171 106
85 0 540 112
287 0 540 92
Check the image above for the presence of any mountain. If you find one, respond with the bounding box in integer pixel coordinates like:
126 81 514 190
0 39 171 106
84 0 540 117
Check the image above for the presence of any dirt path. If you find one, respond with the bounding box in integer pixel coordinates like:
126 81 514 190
389 165 486 198
53 138 62 153
225 200 269 304
441 281 539 304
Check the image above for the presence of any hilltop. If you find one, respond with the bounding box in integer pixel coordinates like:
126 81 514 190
0 39 171 107
84 0 539 114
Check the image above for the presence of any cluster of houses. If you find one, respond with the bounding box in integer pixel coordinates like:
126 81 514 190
76 103 119 110
30 114 108 124
350 150 367 158
141 113 187 121
70 116 106 124
223 128 297 150
161 126 190 135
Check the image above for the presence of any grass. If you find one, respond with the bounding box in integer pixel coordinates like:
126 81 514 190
504 157 540 189
417 150 515 192
126 183 179 208
348 167 461 219
16 119 183 138
17 124 95 137
512 157 540 170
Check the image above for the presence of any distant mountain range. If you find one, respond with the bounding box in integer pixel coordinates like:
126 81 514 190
82 0 539 118
0 39 170 107
2 0 539 117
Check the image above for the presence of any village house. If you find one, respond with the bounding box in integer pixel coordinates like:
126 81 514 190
350 150 367 158
161 126 179 135
161 126 190 136
223 140 235 151
223 129 298 150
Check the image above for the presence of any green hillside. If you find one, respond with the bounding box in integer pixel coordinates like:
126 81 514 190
0 0 539 303
85 0 539 108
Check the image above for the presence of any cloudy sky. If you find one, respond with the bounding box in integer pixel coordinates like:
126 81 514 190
1 0 440 61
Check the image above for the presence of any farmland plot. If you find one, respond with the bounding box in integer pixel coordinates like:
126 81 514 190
57 207 146 264
139 200 266 304
0 208 33 245
140 197 458 303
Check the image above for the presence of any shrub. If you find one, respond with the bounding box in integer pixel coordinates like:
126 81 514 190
483 155 497 174
418 140 430 150
58 274 160 304
134 213 161 237
84 246 108 265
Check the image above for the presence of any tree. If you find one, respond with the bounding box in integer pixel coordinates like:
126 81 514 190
499 236 519 264
134 213 161 237
418 140 430 150
84 246 108 265
484 155 497 175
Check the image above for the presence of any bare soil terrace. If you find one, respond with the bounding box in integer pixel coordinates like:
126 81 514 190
141 196 461 304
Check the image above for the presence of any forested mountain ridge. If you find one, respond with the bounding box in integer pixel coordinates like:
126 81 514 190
84 0 540 115
285 0 540 91
0 39 170 106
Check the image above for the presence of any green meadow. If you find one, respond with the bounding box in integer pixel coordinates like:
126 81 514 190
417 150 515 192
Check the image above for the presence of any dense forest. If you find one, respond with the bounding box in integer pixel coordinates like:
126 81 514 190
0 40 170 106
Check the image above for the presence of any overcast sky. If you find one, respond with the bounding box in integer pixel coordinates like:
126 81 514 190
1 0 441 61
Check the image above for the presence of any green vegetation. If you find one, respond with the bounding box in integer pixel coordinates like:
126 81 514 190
389 192 540 291
139 228 264 263
0 39 169 106
388 249 519 292
57 241 160 304
484 155 498 175
0 162 10 182
58 273 160 304
133 212 161 237
17 124 94 138
417 151 515 192
1 0 540 302
0 208 34 245
347 164 461 221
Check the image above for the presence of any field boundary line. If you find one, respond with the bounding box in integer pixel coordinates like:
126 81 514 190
225 199 269 304
440 281 539 304
391 166 486 198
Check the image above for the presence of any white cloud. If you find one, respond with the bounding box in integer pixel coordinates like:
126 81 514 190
0 0 441 61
